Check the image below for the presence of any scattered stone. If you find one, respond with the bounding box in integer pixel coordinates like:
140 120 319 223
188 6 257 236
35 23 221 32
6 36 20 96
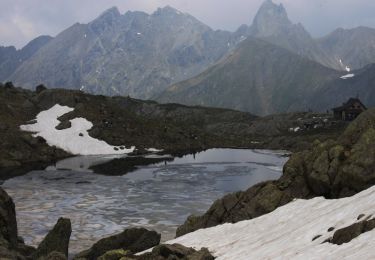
330 218 375 245
134 244 214 260
79 133 84 137
357 214 365 220
74 228 160 259
56 120 72 130
33 217 72 259
327 227 335 232
312 235 322 241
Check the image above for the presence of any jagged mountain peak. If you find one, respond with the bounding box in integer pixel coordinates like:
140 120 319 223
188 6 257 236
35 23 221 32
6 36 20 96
99 6 121 17
154 5 183 16
251 0 291 36
92 6 121 24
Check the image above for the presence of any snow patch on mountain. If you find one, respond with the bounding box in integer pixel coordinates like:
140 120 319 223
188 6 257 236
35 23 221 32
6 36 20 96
20 104 135 155
339 59 351 72
340 73 355 79
160 185 375 259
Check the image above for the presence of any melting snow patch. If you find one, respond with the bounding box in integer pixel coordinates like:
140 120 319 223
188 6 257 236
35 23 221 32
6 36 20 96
340 74 355 79
145 148 163 152
20 104 135 155
137 32 142 35
345 66 351 72
160 185 375 260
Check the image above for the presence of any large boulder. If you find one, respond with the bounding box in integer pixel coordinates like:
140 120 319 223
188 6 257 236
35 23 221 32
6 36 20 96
177 108 375 237
0 188 36 259
0 187 18 248
329 218 375 245
33 217 72 259
74 228 160 260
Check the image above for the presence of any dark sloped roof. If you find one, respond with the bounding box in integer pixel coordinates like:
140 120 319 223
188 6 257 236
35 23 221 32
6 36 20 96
333 98 367 112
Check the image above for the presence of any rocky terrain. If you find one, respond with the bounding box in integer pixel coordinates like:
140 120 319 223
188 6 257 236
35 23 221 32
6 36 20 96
176 107 375 236
0 82 346 180
0 85 372 259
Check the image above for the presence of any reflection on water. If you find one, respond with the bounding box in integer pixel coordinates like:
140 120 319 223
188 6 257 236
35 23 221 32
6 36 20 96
1 149 288 254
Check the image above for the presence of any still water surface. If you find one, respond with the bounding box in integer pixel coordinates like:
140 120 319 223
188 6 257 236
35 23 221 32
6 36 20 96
2 149 288 254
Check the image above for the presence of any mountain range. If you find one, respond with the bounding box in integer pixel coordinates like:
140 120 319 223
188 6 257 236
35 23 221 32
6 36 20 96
1 0 375 115
2 6 239 99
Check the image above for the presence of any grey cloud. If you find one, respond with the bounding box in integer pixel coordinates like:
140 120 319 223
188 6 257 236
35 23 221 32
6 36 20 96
1 0 375 48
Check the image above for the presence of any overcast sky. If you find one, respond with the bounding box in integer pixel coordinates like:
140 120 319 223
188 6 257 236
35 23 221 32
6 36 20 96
1 0 375 49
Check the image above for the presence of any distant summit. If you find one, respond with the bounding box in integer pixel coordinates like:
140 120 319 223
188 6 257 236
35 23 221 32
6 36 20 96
250 0 291 37
155 5 182 15
243 0 341 70
98 6 121 18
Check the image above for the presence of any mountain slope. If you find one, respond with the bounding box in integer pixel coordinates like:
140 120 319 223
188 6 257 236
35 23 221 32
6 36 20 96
310 63 375 111
318 26 375 70
157 38 341 115
0 35 52 81
8 6 236 99
237 0 341 70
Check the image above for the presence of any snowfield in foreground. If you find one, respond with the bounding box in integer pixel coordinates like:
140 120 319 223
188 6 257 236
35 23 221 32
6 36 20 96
20 104 135 155
163 186 375 259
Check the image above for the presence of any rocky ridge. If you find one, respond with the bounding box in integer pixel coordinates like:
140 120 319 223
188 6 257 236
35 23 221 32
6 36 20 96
7 6 237 99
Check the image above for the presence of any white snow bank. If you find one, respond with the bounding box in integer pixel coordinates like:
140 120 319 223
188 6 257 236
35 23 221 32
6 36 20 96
340 73 355 79
162 185 375 260
20 104 135 155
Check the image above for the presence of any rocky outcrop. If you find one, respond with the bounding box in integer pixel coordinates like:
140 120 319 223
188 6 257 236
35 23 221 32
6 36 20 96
177 108 375 237
97 249 131 260
130 244 214 260
44 251 68 260
74 228 161 260
0 188 18 248
0 187 37 259
329 217 375 245
33 217 72 259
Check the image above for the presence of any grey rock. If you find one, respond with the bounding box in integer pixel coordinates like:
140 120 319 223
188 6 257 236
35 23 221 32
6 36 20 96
74 228 160 260
33 218 72 259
